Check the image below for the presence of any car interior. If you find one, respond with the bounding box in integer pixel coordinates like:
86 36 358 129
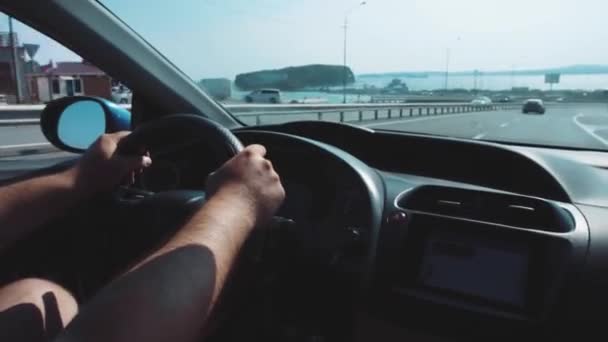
1 1 608 341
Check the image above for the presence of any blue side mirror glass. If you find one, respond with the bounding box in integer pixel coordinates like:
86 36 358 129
57 100 106 150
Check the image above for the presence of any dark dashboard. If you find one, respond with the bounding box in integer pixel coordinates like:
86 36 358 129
236 121 608 340
136 120 608 340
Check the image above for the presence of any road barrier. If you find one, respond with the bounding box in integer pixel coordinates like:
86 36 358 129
0 103 520 127
232 103 520 125
370 95 470 103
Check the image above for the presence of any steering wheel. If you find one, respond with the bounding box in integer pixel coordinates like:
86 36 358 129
117 114 243 164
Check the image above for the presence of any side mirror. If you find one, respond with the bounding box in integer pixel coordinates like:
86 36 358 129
41 96 131 153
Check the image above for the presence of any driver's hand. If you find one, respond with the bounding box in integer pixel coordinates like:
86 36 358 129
206 144 285 227
69 132 152 194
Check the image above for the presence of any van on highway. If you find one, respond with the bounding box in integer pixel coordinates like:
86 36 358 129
522 99 545 114
245 89 281 104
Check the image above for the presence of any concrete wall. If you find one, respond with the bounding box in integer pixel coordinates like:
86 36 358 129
36 77 49 102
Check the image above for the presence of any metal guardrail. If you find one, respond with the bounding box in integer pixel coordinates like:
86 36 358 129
370 95 471 103
0 103 520 127
233 103 520 125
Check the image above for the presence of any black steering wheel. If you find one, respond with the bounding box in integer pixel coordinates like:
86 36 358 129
117 114 243 163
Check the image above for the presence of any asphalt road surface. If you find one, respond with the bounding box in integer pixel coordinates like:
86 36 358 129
362 103 608 150
0 125 47 147
1 103 607 180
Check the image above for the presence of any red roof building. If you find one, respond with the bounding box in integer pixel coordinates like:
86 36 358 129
27 60 111 103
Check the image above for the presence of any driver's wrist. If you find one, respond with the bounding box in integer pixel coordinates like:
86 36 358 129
211 184 258 228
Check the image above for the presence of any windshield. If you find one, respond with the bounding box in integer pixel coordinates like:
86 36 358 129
103 0 608 151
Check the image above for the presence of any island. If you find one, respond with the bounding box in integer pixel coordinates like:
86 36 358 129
234 64 354 91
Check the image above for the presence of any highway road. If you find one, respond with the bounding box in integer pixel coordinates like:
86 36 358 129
0 125 47 147
363 103 608 150
0 103 607 180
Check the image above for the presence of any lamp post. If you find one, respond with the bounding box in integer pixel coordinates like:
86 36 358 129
8 16 22 104
444 48 450 92
342 1 366 104
443 36 462 94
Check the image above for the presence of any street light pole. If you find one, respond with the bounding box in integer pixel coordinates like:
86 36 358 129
473 69 478 93
342 1 366 104
510 64 515 89
342 16 348 104
8 16 22 104
444 48 450 92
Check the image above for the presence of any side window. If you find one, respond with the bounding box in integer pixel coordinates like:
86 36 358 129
74 78 82 93
52 79 60 94
0 12 128 179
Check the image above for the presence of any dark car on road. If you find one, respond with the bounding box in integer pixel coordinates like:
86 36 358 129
522 99 546 114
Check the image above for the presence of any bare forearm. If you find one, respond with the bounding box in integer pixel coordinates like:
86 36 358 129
0 168 85 251
56 192 256 342
157 189 255 303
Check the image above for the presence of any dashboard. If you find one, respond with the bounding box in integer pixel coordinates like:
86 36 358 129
134 120 608 340
238 121 608 340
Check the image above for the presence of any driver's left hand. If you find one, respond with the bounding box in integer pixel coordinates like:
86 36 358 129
68 132 152 195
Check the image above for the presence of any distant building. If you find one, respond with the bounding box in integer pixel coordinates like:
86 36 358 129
0 32 19 47
199 78 232 100
27 60 111 103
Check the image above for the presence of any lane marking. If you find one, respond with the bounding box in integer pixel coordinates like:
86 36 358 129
473 133 486 139
573 113 608 147
500 122 509 128
0 142 51 149
363 111 499 128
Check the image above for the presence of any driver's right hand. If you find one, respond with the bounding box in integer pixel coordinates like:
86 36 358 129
206 144 285 227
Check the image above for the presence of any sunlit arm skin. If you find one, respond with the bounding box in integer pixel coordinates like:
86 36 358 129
0 132 151 252
55 144 285 342
0 168 86 252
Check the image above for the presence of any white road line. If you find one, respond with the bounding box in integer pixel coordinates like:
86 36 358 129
573 113 608 147
0 142 50 149
363 111 495 128
473 133 487 139
500 122 509 128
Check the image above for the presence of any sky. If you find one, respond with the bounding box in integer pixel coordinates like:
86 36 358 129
2 0 608 81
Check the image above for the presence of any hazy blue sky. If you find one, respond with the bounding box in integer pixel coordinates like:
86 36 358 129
2 0 608 80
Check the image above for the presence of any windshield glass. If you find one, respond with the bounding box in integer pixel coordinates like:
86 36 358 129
103 0 608 151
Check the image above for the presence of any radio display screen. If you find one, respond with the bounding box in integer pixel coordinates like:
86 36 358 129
418 230 530 308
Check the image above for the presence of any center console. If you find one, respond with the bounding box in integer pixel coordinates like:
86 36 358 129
367 185 588 339
399 214 569 318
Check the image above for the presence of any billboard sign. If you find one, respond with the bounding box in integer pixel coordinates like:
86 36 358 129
545 73 560 84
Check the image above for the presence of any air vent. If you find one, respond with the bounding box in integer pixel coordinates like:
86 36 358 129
398 186 574 232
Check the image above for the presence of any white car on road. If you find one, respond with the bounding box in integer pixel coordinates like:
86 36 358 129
471 96 492 105
111 86 132 104
245 89 281 104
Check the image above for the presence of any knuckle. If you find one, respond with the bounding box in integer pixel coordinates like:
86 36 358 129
271 173 282 185
263 160 273 170
243 149 253 158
